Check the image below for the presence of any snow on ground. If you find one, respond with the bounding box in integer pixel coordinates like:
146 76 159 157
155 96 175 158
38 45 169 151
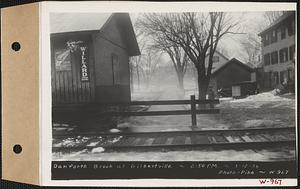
53 91 296 161
220 92 295 129
229 92 295 109
118 91 295 132
53 136 89 147
232 92 294 102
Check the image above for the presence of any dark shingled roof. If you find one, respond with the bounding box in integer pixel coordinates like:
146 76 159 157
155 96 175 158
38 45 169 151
212 58 254 76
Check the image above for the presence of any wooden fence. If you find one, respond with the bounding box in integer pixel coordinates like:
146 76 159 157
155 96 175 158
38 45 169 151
96 95 220 127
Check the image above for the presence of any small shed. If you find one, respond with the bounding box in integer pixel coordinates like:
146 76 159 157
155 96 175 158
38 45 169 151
50 13 140 106
209 58 255 96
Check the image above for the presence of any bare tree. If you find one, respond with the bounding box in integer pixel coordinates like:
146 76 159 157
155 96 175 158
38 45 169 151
240 33 261 65
140 48 162 88
136 18 190 93
130 30 147 90
216 46 230 59
130 27 162 90
264 11 284 25
165 46 189 93
137 12 239 99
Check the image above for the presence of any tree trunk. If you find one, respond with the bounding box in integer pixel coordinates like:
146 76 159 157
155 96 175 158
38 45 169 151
176 70 184 89
176 71 185 98
136 65 140 90
178 75 184 91
197 74 209 100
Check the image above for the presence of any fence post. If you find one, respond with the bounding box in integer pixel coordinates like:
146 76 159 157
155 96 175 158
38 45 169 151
191 95 197 127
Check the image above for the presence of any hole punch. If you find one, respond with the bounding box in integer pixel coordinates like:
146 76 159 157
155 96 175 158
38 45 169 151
13 144 22 154
11 42 21 51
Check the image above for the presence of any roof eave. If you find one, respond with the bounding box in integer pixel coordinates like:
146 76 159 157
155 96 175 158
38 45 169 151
258 12 295 36
211 58 254 76
118 13 141 57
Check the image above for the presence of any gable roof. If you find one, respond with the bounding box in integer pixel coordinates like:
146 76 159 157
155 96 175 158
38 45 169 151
206 50 229 61
50 13 140 56
211 58 254 76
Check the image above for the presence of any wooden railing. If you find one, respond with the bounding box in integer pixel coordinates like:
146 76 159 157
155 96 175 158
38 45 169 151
97 95 220 127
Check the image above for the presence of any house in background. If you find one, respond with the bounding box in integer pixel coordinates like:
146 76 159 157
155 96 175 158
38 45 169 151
258 11 295 90
50 13 140 106
205 50 229 69
208 57 255 96
185 51 255 97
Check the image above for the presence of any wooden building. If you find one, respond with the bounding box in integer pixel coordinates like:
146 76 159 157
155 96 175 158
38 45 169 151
50 13 140 106
209 58 255 96
258 11 295 91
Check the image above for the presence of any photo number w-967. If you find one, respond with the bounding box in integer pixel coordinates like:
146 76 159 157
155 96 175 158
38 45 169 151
259 179 282 185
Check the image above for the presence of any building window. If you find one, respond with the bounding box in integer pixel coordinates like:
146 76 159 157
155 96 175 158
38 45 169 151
264 53 271 65
289 45 295 61
274 72 279 85
266 34 269 45
281 27 286 39
262 36 266 46
270 30 277 43
287 20 295 36
279 71 287 84
287 69 294 81
263 34 270 46
212 56 219 63
112 54 121 85
268 72 272 88
270 51 278 64
279 48 288 63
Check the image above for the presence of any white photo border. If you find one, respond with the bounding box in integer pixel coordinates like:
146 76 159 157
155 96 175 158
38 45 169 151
40 1 297 186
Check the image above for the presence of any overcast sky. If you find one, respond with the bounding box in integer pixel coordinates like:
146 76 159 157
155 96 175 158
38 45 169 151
130 12 269 63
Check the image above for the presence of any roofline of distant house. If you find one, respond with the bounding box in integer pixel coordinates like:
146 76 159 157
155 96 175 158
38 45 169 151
212 58 254 76
258 11 295 36
206 50 229 61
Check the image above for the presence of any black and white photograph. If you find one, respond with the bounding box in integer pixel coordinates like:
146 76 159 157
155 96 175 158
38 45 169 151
48 3 297 183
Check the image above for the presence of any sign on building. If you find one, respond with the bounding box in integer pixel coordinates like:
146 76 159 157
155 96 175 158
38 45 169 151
80 46 89 82
55 49 71 71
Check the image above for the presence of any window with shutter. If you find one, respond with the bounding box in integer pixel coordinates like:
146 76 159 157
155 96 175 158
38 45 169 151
264 53 270 65
281 27 286 40
279 48 288 63
271 51 278 64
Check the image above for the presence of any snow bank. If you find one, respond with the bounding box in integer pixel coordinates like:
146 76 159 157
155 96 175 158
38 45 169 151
91 147 105 153
87 141 100 147
231 92 293 103
110 136 123 143
109 128 121 133
53 136 90 147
